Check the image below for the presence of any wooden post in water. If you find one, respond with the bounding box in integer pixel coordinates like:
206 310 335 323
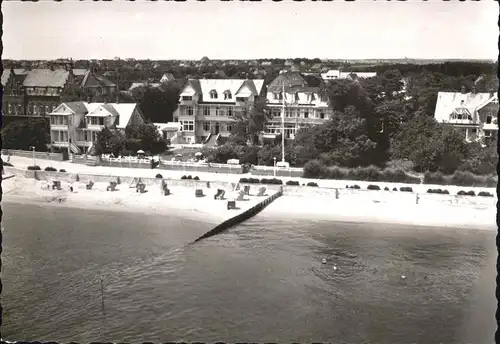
100 276 105 313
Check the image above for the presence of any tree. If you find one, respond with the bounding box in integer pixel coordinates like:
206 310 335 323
125 123 169 155
137 81 181 123
94 127 125 156
232 98 271 146
391 115 468 173
2 118 50 151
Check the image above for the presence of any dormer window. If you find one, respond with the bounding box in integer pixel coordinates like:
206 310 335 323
223 90 232 100
273 93 279 100
210 90 218 99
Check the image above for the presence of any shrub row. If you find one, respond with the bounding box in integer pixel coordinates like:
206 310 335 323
457 190 476 196
27 165 41 170
365 184 413 192
304 162 421 184
286 180 300 186
427 189 450 194
260 178 283 185
239 177 261 184
180 175 200 180
304 161 497 188
424 171 496 188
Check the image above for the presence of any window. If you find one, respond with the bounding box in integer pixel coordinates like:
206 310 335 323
227 108 233 117
273 93 279 100
215 107 220 116
484 130 492 137
184 106 194 116
45 105 50 114
304 111 309 118
486 116 492 124
7 103 11 114
236 97 246 102
224 90 232 100
210 90 218 99
203 122 210 131
319 112 325 119
227 124 233 132
182 96 192 101
180 120 194 132
472 128 477 134
203 107 210 116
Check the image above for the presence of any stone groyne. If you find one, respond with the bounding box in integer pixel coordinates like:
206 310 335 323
193 188 283 243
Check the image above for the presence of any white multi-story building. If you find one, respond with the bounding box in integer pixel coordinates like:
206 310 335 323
264 72 333 140
434 89 498 144
321 69 377 81
49 101 145 154
173 78 265 145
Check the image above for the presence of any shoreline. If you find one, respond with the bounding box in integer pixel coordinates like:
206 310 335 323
3 175 496 232
259 195 497 232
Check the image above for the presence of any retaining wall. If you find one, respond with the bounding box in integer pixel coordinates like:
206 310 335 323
193 188 283 242
2 149 64 162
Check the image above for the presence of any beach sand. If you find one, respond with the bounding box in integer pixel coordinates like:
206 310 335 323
2 176 268 226
263 193 497 231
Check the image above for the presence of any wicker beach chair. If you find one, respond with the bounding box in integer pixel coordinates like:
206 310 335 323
243 185 250 195
257 187 266 196
236 190 245 201
107 181 117 192
195 189 204 197
214 189 225 200
52 180 62 190
86 180 94 190
136 182 146 193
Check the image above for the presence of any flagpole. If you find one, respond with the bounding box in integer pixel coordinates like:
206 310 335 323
281 82 285 163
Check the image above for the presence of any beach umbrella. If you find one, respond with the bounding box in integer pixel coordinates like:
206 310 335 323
137 150 145 154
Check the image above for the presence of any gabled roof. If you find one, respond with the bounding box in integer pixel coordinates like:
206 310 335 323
268 72 310 92
65 101 89 114
195 79 265 103
1 68 28 87
23 69 70 88
1 69 11 87
113 103 142 129
434 91 496 122
81 72 116 88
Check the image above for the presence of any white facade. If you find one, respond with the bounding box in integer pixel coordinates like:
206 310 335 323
174 79 265 144
49 102 145 154
434 91 498 143
321 69 377 81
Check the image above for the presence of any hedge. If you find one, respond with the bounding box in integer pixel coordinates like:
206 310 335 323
193 176 200 180
427 189 450 194
424 171 496 188
261 178 283 185
59 169 66 173
457 190 476 196
286 180 300 186
367 184 380 190
239 177 261 184
478 191 494 197
307 182 318 187
156 174 163 179
400 187 413 193
44 166 57 172
27 165 41 170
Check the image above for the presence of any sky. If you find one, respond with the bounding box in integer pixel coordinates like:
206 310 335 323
2 0 499 61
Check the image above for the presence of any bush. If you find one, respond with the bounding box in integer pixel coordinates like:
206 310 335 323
424 171 446 185
457 190 476 196
193 176 199 180
260 178 283 185
239 177 248 183
239 177 260 184
27 165 41 170
156 174 163 179
303 160 327 178
181 175 187 180
384 187 389 191
59 169 66 173
286 180 300 186
44 166 57 172
350 185 361 189
307 182 318 187
3 162 13 167
478 191 494 197
392 187 398 191
400 187 413 192
427 188 450 194
451 171 477 187
367 184 381 190
187 175 193 180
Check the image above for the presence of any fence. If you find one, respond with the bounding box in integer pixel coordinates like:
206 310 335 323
2 149 65 162
158 160 244 174
250 165 304 178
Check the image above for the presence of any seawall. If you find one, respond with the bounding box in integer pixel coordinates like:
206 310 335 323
193 188 283 243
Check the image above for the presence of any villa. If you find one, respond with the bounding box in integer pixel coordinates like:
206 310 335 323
434 87 498 144
49 101 145 155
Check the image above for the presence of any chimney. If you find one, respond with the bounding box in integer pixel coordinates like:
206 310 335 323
461 85 466 94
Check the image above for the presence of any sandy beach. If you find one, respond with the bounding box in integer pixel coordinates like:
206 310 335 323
2 155 497 231
2 175 267 226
